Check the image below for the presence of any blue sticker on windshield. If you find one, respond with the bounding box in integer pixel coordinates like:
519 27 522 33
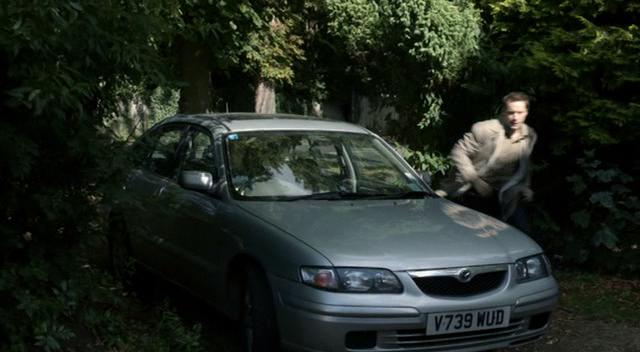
227 134 239 141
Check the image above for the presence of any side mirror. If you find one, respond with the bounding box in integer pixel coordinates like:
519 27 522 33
419 171 432 187
180 170 214 192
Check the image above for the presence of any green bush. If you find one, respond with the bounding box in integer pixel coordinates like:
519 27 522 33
0 1 185 349
392 142 451 176
560 151 639 272
0 234 204 352
443 0 640 273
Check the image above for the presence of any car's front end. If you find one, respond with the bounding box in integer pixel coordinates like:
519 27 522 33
237 197 558 352
273 257 557 352
223 123 558 352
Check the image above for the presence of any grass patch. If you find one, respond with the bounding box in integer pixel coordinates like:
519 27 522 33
555 270 640 326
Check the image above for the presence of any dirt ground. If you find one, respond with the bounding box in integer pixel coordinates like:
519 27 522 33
503 309 640 352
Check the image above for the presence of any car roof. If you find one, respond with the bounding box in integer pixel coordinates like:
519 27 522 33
162 113 371 134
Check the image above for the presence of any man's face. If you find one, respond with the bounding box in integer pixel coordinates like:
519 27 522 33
503 100 528 133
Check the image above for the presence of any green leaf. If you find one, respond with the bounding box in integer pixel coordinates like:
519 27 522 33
593 169 617 183
584 150 595 159
566 174 586 195
590 191 614 208
69 1 83 12
571 210 590 228
28 89 41 102
611 184 631 194
12 18 23 31
619 172 633 184
592 226 618 250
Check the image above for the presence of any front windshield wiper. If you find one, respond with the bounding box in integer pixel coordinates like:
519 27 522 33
282 190 435 201
282 191 366 201
362 190 435 200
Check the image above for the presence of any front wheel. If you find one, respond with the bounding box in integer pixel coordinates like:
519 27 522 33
107 215 155 299
241 265 279 352
108 215 135 282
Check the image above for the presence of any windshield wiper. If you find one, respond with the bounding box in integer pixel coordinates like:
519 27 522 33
283 190 434 201
282 191 366 201
372 190 436 199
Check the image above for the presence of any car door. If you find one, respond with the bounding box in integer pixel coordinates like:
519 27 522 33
152 126 232 300
124 123 189 273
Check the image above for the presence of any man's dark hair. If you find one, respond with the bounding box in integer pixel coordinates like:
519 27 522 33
502 91 530 109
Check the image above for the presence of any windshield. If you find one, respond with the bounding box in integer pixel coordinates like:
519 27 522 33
225 131 427 200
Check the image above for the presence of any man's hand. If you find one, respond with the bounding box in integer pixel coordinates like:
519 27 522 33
522 188 534 202
471 178 493 197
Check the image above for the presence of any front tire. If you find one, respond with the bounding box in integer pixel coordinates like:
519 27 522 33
108 214 135 282
241 264 279 352
107 214 156 299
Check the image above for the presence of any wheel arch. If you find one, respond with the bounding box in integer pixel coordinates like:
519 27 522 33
225 253 269 320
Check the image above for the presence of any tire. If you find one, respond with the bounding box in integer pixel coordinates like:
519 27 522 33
108 214 135 282
107 214 156 299
241 264 279 352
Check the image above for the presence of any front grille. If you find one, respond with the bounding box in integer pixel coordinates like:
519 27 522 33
412 270 506 297
378 318 525 350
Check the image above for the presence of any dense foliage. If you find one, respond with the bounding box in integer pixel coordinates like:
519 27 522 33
0 1 194 350
1 0 638 350
454 0 640 271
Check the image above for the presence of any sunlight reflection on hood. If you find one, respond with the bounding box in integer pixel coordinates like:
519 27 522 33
442 203 508 238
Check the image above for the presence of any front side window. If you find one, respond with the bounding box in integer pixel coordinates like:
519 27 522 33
181 128 216 176
225 131 425 199
140 124 187 179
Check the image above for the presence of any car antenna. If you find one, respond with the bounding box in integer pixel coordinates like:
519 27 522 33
226 102 229 113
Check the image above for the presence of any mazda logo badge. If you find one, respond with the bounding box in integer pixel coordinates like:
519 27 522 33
457 268 473 283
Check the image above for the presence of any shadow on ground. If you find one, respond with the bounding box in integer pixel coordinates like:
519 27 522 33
149 279 242 352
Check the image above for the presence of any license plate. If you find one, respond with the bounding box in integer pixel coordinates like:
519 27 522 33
427 306 511 335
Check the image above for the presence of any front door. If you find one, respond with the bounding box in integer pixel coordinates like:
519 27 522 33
125 123 189 274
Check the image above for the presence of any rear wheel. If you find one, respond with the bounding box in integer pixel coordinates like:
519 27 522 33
241 264 279 352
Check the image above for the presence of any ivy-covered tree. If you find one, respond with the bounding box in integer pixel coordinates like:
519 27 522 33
243 9 306 113
325 0 482 144
168 0 309 114
168 0 264 113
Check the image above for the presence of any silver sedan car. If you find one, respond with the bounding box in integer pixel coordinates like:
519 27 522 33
108 113 558 352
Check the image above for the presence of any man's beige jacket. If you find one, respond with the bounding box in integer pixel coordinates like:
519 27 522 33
443 118 537 219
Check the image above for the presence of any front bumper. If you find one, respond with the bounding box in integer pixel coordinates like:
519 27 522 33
271 271 559 352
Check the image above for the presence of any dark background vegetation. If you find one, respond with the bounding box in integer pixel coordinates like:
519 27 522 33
1 0 638 350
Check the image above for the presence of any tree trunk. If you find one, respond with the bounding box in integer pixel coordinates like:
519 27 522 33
177 38 212 114
254 80 276 113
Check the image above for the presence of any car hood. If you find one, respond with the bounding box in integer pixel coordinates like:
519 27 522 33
235 198 542 271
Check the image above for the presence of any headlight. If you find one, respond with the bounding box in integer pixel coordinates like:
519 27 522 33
300 267 403 293
515 254 550 283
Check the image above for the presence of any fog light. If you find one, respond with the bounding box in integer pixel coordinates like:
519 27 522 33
528 312 550 330
345 331 376 349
